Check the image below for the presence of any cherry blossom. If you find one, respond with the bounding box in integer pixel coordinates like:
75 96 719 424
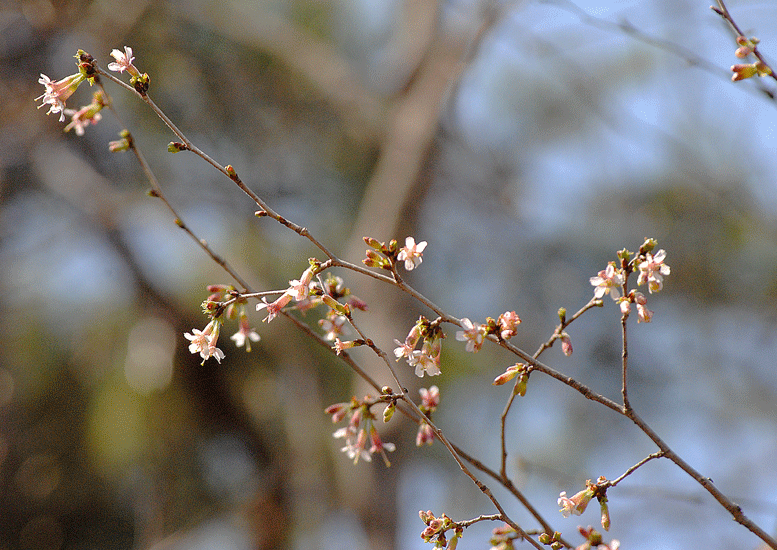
409 349 441 377
230 315 260 351
455 317 485 353
558 487 594 517
184 319 225 364
397 236 427 270
107 46 140 77
419 386 440 410
256 292 293 322
288 264 316 301
637 249 670 293
634 292 653 323
369 425 396 466
590 262 624 301
36 73 86 122
497 310 521 340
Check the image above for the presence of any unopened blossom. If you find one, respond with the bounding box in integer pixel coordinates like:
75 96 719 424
36 72 87 122
325 402 350 423
590 262 623 301
256 292 293 322
637 249 670 293
497 310 521 340
184 319 225 364
558 486 595 517
107 46 141 77
634 292 653 323
493 364 521 386
456 317 485 353
397 236 427 271
560 332 573 356
576 527 620 550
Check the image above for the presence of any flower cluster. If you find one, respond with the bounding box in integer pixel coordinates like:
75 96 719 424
363 235 427 272
730 36 772 81
184 319 225 364
589 240 670 323
326 397 395 466
416 386 440 446
419 510 461 549
184 284 264 363
394 317 444 377
558 477 610 531
36 51 97 122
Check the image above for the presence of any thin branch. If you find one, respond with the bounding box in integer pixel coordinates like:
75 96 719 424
625 409 777 549
96 79 253 292
607 452 664 488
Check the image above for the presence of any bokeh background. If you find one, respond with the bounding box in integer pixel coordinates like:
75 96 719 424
2 0 777 549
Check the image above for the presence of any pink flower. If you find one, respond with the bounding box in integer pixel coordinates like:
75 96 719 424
63 107 102 135
338 427 372 464
419 386 440 410
497 310 521 340
558 487 595 517
560 332 573 356
288 265 316 301
184 320 225 364
394 323 422 361
397 236 427 271
230 315 260 351
455 318 485 353
369 425 396 467
334 338 359 354
107 46 140 77
637 249 670 293
416 421 435 446
36 72 86 122
256 292 293 322
590 262 623 301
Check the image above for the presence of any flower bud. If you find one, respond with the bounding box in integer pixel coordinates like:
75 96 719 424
600 497 611 531
383 402 396 422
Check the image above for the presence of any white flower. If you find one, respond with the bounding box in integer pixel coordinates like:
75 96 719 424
397 237 427 270
590 262 623 301
455 318 484 353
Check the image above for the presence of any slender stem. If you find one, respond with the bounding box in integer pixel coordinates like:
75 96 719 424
620 281 631 412
607 452 664 488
